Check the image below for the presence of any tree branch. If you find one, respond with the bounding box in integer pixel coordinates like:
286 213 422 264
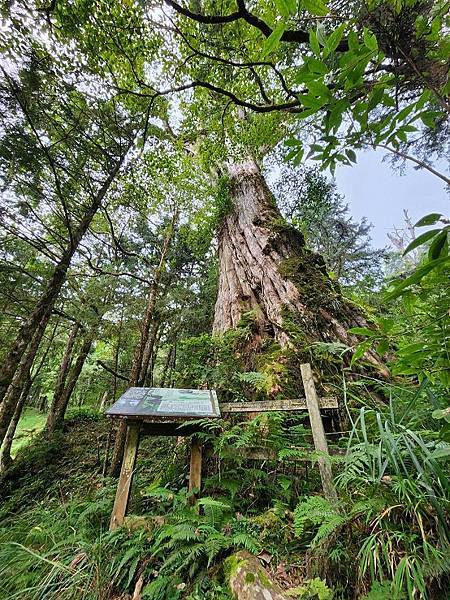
165 0 348 49
376 144 450 185
96 360 128 381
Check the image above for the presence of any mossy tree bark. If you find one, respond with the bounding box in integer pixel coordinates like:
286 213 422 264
0 319 59 471
225 550 289 600
213 160 387 392
0 313 51 447
45 321 80 428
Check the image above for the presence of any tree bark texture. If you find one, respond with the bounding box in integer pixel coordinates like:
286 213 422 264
213 160 387 385
138 321 159 387
0 319 59 471
0 313 50 446
0 151 129 406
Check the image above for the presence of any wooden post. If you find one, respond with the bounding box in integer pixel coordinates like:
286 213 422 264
110 422 140 530
300 363 338 503
188 437 202 504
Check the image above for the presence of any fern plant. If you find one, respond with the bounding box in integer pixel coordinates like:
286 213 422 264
294 496 346 549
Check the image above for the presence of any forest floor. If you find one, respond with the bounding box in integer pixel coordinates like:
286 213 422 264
0 411 179 519
11 407 47 457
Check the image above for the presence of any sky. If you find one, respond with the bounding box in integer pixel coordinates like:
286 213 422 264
334 149 449 248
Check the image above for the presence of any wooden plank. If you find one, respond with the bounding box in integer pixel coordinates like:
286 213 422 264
219 397 338 413
110 423 140 530
188 437 202 505
300 363 338 503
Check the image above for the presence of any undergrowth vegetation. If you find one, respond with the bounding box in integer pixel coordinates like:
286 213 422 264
1 375 448 599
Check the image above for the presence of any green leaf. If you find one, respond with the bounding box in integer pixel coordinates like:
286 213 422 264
348 326 377 337
323 24 346 58
262 23 286 58
347 30 359 51
307 79 332 99
420 111 440 129
309 29 320 56
428 447 450 460
284 137 301 147
316 24 327 46
302 0 329 16
384 256 450 300
432 407 450 423
403 228 441 255
306 57 328 75
414 213 442 227
275 0 297 17
376 340 389 355
300 94 326 109
292 147 304 165
428 229 448 260
363 27 378 51
351 339 372 365
296 107 317 119
367 86 384 110
345 148 357 163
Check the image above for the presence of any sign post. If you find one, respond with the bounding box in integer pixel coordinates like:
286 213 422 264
106 387 220 529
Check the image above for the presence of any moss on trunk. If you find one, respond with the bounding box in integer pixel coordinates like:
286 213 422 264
213 159 388 399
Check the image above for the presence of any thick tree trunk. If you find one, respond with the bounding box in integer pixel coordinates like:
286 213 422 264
0 313 50 446
0 152 129 406
0 380 31 471
213 160 387 389
45 334 94 433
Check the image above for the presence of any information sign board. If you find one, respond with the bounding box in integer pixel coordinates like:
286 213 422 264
106 387 220 419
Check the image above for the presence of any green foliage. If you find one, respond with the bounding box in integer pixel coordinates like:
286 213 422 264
387 213 449 299
294 496 346 548
288 577 334 599
0 3 449 599
272 165 386 286
293 397 450 599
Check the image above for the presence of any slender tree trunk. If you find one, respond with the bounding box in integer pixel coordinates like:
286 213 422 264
0 313 50 446
146 324 164 387
0 319 59 471
213 160 388 391
0 151 129 405
45 334 94 433
38 395 47 413
112 303 125 403
139 321 160 387
160 344 175 388
169 340 177 388
109 212 177 477
128 210 178 387
0 380 31 471
45 322 80 430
